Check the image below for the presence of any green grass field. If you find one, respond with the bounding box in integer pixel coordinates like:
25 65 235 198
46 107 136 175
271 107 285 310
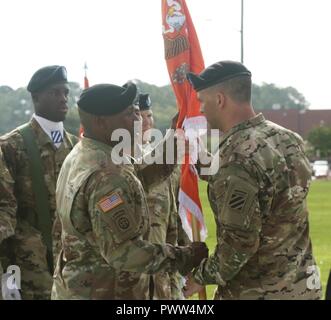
195 180 331 300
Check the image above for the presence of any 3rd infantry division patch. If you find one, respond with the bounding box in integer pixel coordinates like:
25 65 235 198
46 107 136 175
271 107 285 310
228 189 248 211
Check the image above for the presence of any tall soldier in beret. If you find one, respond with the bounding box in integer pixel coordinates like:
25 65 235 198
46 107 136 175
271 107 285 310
52 82 208 300
0 66 78 299
137 94 190 300
184 60 322 300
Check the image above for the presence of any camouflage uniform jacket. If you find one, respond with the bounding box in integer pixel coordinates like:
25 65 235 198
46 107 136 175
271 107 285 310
0 118 78 299
143 153 185 300
193 113 322 300
0 147 17 299
51 137 193 300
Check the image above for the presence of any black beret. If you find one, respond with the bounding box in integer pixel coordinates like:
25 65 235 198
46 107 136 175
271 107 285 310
187 60 251 92
138 94 152 111
77 82 137 116
27 65 68 93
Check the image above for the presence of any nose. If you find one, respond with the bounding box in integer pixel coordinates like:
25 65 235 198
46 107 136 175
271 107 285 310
59 92 68 104
63 94 68 103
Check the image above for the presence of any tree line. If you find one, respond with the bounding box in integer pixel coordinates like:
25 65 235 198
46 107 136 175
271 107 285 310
0 80 310 136
2 80 330 158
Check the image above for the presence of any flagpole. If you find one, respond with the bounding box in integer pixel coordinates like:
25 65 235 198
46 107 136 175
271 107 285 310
84 62 88 77
83 62 89 89
161 0 207 300
79 62 89 138
191 216 207 300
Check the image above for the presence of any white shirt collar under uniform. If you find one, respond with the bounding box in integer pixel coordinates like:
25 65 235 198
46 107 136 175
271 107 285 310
32 114 64 149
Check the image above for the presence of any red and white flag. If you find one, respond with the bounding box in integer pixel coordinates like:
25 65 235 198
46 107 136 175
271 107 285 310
162 0 207 241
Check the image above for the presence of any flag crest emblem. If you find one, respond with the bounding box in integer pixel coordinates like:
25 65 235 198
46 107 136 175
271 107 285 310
98 192 124 213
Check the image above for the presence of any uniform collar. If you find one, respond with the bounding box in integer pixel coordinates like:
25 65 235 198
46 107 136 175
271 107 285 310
30 117 54 147
30 117 69 149
32 114 64 148
219 113 265 149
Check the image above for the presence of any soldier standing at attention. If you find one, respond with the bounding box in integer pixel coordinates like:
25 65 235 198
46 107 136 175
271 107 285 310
0 66 78 299
52 82 208 300
137 93 189 300
184 60 321 300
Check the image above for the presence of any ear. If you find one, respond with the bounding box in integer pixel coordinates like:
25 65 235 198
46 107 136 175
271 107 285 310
216 91 226 110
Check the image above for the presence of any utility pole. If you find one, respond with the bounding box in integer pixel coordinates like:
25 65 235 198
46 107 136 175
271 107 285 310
240 0 244 64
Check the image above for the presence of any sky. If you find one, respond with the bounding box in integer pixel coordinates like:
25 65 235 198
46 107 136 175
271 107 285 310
1 0 331 109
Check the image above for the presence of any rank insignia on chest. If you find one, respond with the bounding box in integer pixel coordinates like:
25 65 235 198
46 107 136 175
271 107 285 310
98 192 124 213
51 130 63 144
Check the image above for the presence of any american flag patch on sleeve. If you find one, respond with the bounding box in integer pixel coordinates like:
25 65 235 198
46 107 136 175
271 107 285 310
98 192 124 213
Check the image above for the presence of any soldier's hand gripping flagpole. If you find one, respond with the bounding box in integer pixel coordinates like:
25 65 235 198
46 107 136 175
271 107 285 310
191 215 207 300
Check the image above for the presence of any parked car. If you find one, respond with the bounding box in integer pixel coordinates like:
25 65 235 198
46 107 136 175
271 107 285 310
312 160 330 179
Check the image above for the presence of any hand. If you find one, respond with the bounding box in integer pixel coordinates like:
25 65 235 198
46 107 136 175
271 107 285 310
176 242 208 276
174 129 191 162
183 273 204 298
191 241 208 268
196 137 213 180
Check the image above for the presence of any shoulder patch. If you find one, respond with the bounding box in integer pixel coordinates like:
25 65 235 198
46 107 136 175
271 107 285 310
114 211 131 230
220 175 259 229
98 192 124 213
228 189 248 211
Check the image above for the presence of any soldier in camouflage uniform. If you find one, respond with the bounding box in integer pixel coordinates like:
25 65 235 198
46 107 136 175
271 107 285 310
137 94 189 300
0 147 17 299
0 66 78 299
0 147 16 257
52 83 208 300
184 61 322 300
170 168 193 299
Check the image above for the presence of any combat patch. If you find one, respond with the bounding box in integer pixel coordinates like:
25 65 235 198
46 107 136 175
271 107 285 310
104 207 140 244
221 175 258 229
228 189 248 212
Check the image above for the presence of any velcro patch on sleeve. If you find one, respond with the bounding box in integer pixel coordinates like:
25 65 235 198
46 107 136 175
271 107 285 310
221 175 259 229
98 192 124 213
228 189 248 212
